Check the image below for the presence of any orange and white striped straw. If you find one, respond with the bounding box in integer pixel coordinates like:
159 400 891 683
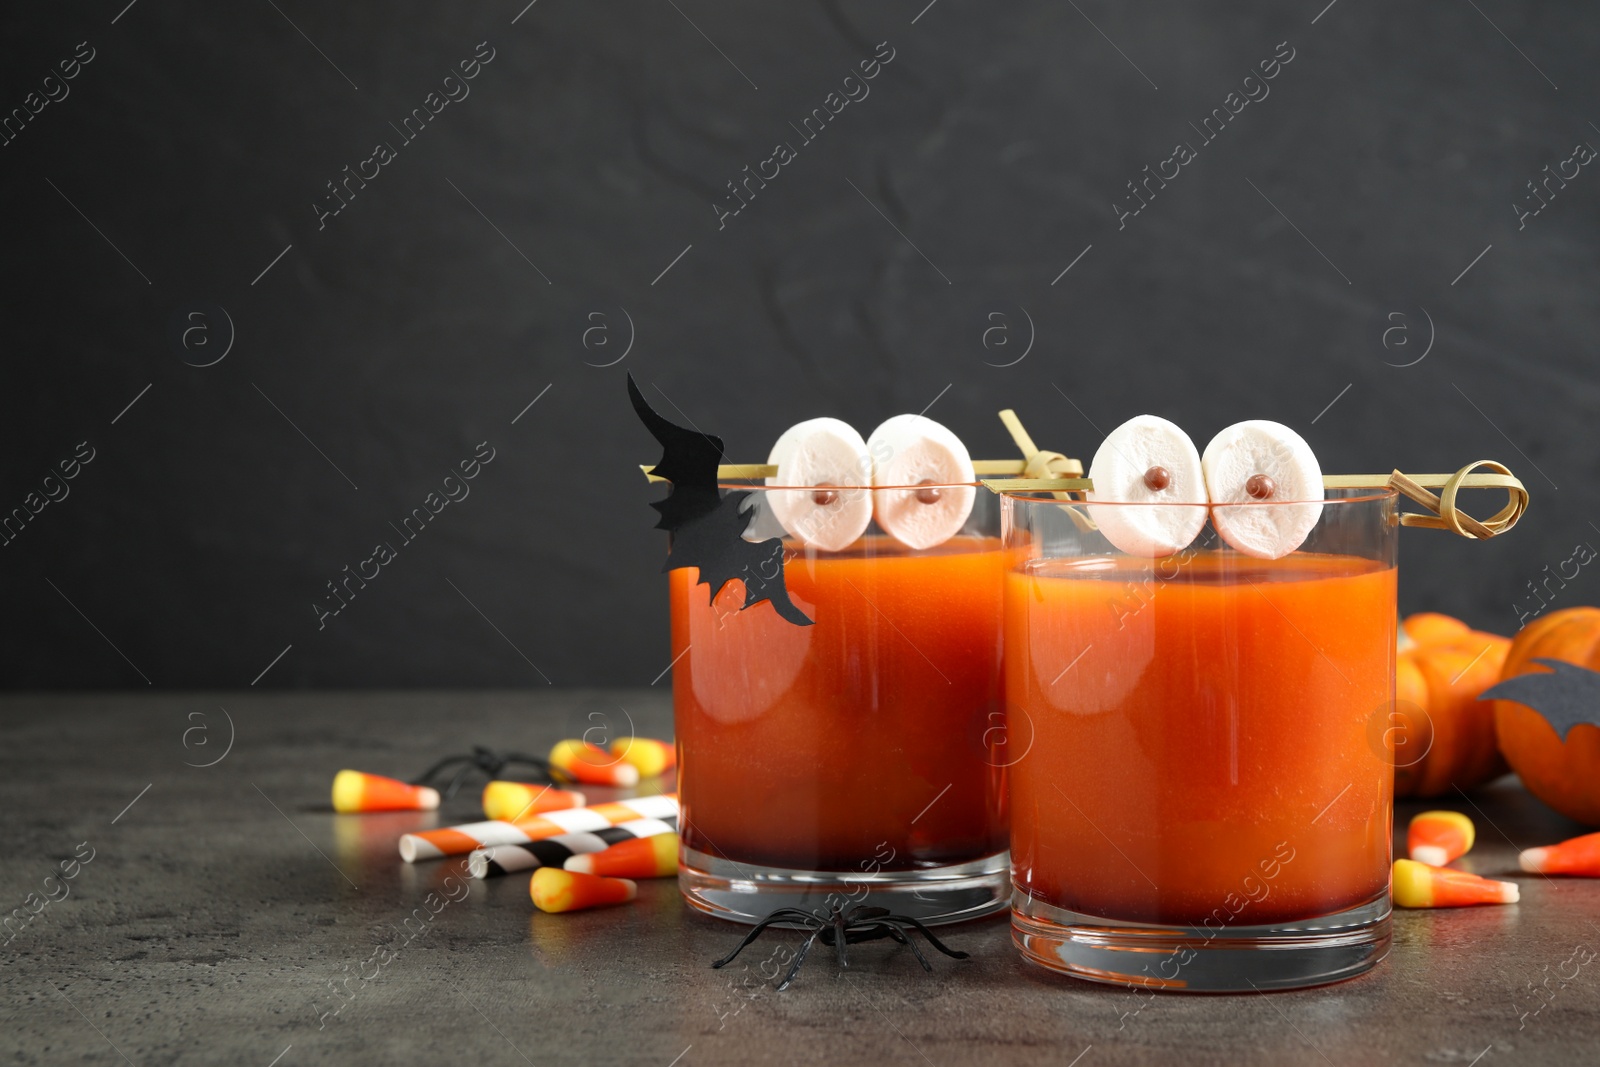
398 794 678 863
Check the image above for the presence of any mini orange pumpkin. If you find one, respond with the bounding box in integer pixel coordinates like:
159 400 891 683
1393 615 1511 797
1391 655 1434 796
1402 612 1472 648
1492 606 1600 826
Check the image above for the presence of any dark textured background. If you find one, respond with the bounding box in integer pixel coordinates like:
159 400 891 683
1 0 1594 689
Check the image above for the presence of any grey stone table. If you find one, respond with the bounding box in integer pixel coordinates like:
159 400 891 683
3 691 1598 1066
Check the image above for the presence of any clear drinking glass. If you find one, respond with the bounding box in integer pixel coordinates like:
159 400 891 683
671 482 1010 925
1002 488 1399 990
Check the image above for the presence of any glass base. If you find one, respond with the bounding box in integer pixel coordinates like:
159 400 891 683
680 845 1011 927
1012 889 1391 992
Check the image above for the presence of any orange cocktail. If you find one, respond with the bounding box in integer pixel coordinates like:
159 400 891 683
671 509 1011 924
1009 553 1394 923
1002 490 1398 990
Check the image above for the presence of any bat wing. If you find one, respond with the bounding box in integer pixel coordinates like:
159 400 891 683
1480 658 1600 741
630 377 813 627
628 373 723 486
667 490 812 626
649 482 720 534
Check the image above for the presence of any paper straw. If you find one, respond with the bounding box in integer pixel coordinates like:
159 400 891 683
398 794 678 863
467 817 676 879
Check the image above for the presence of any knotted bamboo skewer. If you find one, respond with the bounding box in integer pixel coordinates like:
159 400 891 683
639 410 1528 541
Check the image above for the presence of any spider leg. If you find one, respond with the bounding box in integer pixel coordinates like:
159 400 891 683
501 753 554 779
775 928 822 991
882 921 935 973
759 908 830 933
440 761 478 801
834 911 850 970
409 754 471 786
711 914 799 969
711 909 826 970
887 915 970 960
766 907 827 925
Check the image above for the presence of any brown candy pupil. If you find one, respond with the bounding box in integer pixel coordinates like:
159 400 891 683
1143 466 1171 492
811 488 839 506
914 479 942 505
1245 474 1276 500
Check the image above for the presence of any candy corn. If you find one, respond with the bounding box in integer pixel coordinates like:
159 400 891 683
1408 811 1475 867
609 737 676 779
481 781 585 822
565 832 678 879
549 739 640 787
331 770 440 814
531 867 636 914
1392 859 1519 908
1520 831 1600 876
397 794 678 863
468 817 676 879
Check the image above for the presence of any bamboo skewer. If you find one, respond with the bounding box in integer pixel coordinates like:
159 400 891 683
982 472 1522 493
641 407 1085 485
983 462 1528 540
639 412 1528 541
639 459 1052 483
996 409 1083 481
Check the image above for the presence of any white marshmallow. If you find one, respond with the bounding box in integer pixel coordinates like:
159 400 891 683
766 417 873 552
1201 420 1324 560
1086 415 1208 557
866 414 977 550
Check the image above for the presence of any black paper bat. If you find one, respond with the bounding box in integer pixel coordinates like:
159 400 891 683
629 374 812 627
1480 658 1600 741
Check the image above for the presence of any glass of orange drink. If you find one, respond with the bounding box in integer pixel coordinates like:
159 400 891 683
1001 487 1398 990
671 483 1011 925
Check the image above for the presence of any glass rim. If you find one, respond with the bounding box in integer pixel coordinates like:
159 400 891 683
1000 487 1398 508
718 481 984 492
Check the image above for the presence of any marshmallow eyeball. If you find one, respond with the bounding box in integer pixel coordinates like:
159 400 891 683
1086 414 1208 557
766 417 873 552
867 414 977 550
1201 419 1324 560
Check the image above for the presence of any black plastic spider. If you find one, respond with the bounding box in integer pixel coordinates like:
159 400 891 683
711 904 970 990
410 745 552 801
